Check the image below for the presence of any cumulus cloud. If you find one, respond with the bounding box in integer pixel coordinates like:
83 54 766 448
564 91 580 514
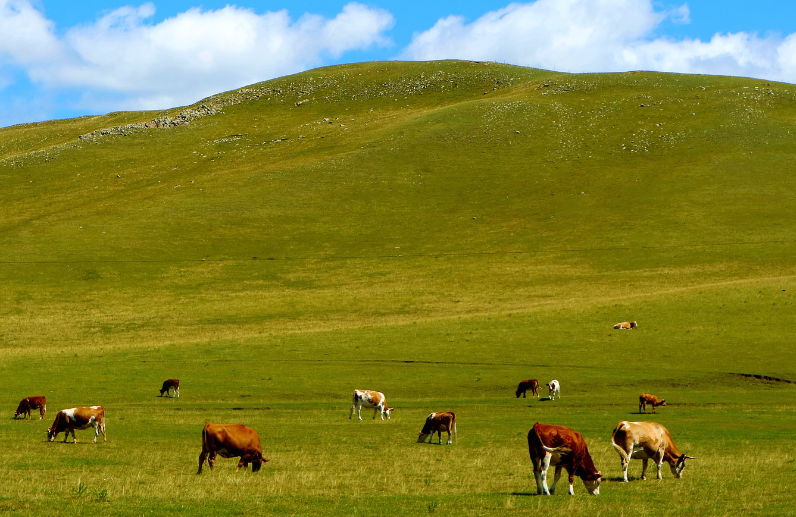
401 0 796 83
0 1 394 113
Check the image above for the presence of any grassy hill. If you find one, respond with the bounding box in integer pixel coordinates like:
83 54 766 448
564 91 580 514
1 60 795 515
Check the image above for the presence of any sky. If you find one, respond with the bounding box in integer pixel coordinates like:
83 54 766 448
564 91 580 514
1 0 795 128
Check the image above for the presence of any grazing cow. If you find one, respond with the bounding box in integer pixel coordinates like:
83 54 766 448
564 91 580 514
46 406 106 443
547 380 561 400
349 390 394 420
14 396 46 420
417 412 457 444
198 423 267 474
639 393 666 414
614 321 638 330
527 422 601 495
515 379 539 398
610 420 695 482
159 379 180 398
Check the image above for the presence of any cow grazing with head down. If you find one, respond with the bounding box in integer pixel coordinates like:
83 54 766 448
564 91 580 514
611 420 695 482
159 379 180 398
614 321 638 330
639 393 666 414
46 406 106 443
547 380 561 400
198 423 268 474
417 412 457 444
14 396 46 420
527 422 601 495
515 379 539 398
349 390 394 420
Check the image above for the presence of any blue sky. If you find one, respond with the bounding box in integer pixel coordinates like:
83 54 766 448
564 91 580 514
1 0 795 128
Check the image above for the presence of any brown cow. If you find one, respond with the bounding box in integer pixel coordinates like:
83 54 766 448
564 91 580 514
614 321 638 329
515 379 539 398
198 423 268 474
349 390 394 420
417 412 457 444
46 406 106 443
527 422 601 495
14 396 46 420
159 379 180 398
639 393 666 414
611 420 695 481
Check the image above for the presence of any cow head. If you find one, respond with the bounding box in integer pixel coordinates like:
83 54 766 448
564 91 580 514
46 428 56 442
671 454 695 478
515 390 522 398
14 410 21 419
250 452 270 472
658 399 666 407
385 407 395 419
582 471 601 495
417 432 431 443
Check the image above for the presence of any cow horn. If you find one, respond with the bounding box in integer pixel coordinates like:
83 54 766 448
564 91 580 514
683 455 696 460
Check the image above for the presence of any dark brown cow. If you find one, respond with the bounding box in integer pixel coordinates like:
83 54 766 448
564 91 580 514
515 379 539 398
198 423 268 474
611 420 695 481
527 422 601 495
14 396 46 420
639 393 666 414
46 406 106 443
417 412 457 444
159 379 180 398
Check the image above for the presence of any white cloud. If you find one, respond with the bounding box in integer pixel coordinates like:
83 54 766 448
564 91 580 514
402 0 796 83
0 1 394 113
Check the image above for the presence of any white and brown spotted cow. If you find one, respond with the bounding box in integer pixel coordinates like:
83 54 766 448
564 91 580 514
349 390 394 420
614 321 638 330
46 406 106 443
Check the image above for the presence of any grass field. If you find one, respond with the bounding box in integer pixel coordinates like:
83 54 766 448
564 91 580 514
1 60 796 515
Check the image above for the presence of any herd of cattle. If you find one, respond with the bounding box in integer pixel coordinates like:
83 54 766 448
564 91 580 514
13 353 695 496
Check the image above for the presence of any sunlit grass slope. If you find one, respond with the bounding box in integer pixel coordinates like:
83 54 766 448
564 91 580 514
1 61 795 515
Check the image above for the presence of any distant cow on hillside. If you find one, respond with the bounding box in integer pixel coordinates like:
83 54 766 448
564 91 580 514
614 321 638 330
14 396 46 420
516 379 539 398
159 379 180 398
639 393 666 414
547 380 561 400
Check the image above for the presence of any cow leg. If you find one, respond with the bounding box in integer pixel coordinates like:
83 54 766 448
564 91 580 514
208 452 216 472
531 457 544 495
641 458 648 480
176 387 180 399
237 458 245 472
550 466 564 495
655 451 664 479
539 453 553 495
446 429 452 445
567 469 576 496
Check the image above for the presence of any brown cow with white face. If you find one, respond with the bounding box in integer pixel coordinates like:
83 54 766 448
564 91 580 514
14 396 46 420
159 379 180 398
528 422 601 495
46 406 106 443
639 393 666 414
417 412 457 444
198 423 267 474
611 420 695 482
614 321 638 329
515 379 539 398
349 390 394 420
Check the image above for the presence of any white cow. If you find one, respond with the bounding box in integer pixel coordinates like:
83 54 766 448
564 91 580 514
547 380 561 400
349 390 394 420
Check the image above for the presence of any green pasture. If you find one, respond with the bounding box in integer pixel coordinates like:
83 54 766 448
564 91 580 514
1 61 796 515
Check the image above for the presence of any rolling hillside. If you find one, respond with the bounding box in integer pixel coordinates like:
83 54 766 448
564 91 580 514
1 60 795 515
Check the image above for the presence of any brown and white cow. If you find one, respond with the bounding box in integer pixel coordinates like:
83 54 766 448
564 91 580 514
198 423 268 474
159 379 180 398
639 393 666 414
528 423 601 495
46 406 106 443
614 321 638 330
349 390 394 420
14 396 46 420
547 379 561 400
610 420 695 482
417 412 457 444
516 379 539 398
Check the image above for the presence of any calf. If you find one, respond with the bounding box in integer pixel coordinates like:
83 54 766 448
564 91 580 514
639 393 666 414
547 379 561 400
198 423 268 474
159 379 180 398
614 321 638 330
611 420 695 481
417 412 457 444
528 422 601 495
349 390 394 420
46 406 106 443
515 379 539 398
14 396 46 420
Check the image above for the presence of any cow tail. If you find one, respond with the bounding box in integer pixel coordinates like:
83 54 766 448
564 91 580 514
452 413 458 444
610 423 631 463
